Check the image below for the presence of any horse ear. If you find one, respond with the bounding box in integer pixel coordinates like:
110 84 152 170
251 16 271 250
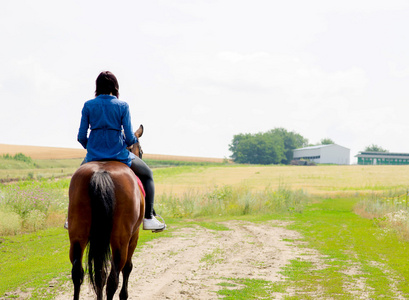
135 124 144 138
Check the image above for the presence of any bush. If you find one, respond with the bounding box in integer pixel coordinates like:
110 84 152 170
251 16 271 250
2 153 33 164
0 209 21 235
24 209 47 231
355 190 409 240
2 186 51 219
0 184 60 235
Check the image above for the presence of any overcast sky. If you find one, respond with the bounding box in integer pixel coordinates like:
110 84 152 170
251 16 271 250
1 0 409 163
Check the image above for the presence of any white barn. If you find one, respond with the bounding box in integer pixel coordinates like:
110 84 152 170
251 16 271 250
293 144 350 165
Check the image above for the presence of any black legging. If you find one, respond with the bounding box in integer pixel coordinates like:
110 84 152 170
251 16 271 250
130 157 156 219
81 157 156 219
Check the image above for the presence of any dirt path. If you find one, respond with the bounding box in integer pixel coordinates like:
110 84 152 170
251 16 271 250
55 220 321 299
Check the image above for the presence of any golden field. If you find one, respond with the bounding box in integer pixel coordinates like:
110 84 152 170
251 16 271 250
1 143 409 197
154 165 409 196
0 144 225 162
0 144 86 159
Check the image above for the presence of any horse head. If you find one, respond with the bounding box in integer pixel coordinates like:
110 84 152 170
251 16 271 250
128 124 144 159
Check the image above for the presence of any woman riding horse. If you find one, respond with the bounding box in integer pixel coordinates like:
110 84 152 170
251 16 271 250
77 71 165 231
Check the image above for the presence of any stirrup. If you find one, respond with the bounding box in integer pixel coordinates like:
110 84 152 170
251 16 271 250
152 215 167 233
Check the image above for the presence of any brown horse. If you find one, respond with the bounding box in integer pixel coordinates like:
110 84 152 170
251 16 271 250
68 125 145 300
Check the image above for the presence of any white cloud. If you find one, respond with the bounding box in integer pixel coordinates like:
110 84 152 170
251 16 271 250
166 51 368 107
389 62 409 78
2 58 72 106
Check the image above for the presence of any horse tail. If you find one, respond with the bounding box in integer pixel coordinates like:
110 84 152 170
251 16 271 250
87 170 116 293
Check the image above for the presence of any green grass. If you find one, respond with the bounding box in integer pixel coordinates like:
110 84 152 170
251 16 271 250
217 278 284 299
0 157 83 182
5 177 71 191
152 165 213 181
0 228 70 299
0 159 36 170
194 221 230 231
277 198 409 298
212 198 409 299
0 221 176 299
200 247 225 265
33 159 83 169
0 154 36 169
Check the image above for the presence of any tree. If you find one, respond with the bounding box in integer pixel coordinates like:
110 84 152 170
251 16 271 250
364 144 388 152
320 138 334 145
268 128 308 164
229 132 284 164
229 128 308 165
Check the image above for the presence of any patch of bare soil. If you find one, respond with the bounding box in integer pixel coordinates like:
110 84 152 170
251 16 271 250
55 220 321 299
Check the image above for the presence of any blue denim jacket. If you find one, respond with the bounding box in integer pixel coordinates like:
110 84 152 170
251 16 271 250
77 94 137 166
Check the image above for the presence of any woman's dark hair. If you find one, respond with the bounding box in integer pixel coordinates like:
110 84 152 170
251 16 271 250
95 71 119 97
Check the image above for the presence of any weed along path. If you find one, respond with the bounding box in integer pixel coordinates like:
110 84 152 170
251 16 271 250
55 220 320 299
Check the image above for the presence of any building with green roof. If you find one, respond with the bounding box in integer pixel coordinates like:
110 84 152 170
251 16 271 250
355 151 409 165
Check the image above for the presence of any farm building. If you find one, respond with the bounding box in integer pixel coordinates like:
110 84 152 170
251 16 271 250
293 144 350 165
355 151 409 165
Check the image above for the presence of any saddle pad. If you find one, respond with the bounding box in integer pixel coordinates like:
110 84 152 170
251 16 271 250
135 175 146 198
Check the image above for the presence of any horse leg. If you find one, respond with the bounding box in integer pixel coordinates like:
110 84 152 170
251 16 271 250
119 260 133 300
119 230 140 300
95 260 107 300
72 259 84 300
106 259 120 300
106 248 125 300
70 242 84 300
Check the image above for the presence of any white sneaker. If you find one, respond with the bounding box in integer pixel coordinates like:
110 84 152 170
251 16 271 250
64 220 68 230
143 216 166 232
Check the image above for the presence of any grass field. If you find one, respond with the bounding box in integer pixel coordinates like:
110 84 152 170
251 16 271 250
0 144 227 181
2 147 409 298
153 164 409 196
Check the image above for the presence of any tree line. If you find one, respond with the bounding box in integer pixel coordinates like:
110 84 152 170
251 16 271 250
229 128 308 165
229 128 388 165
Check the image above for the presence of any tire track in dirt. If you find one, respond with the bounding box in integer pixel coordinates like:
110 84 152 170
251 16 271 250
55 220 321 299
